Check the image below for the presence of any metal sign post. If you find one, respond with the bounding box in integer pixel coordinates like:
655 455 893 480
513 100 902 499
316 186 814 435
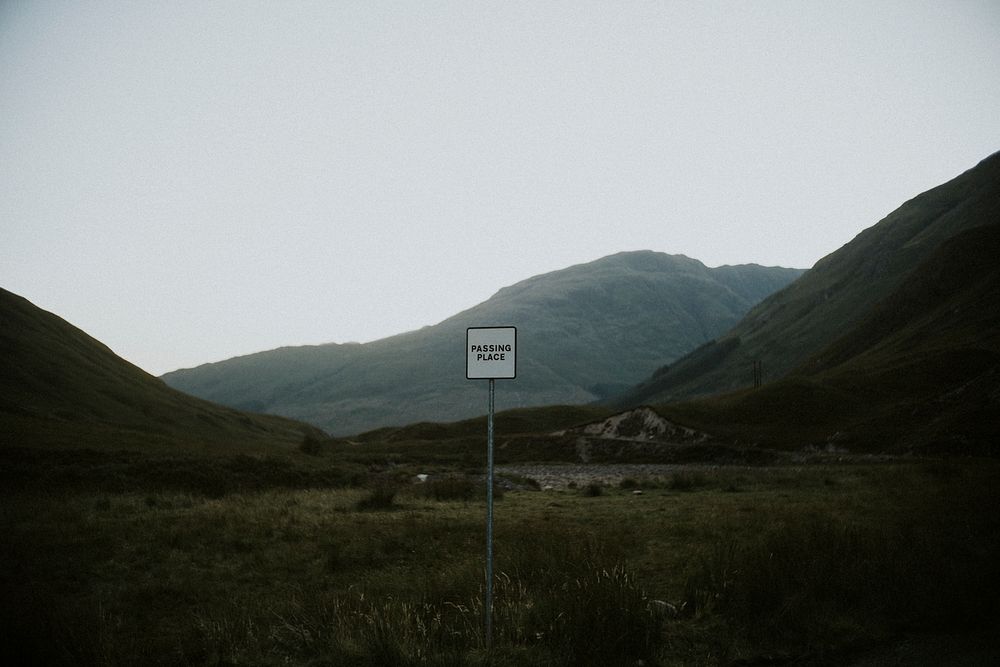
466 326 516 652
485 376 495 647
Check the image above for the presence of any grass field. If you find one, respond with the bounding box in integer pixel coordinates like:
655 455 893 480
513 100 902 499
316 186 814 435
2 451 999 666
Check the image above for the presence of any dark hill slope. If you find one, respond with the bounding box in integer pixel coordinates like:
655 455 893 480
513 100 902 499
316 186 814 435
618 151 1000 406
802 225 1000 377
659 221 1000 454
801 221 1000 452
0 288 321 453
163 251 803 435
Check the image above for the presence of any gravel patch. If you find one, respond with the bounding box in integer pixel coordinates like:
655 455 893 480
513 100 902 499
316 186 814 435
497 463 707 490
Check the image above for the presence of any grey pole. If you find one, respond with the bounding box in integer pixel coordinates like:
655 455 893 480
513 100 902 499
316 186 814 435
485 377 495 650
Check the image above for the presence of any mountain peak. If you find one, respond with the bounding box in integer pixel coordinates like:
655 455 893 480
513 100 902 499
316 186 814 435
163 254 802 435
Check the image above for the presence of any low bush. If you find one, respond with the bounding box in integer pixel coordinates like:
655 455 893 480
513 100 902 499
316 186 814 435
298 434 326 456
356 483 398 511
668 471 707 491
418 476 477 502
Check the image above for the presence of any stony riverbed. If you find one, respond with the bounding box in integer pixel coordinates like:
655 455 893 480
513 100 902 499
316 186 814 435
495 463 715 490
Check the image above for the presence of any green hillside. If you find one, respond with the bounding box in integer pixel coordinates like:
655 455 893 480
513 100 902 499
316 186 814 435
654 220 1000 454
162 251 803 435
0 288 322 454
618 151 1000 406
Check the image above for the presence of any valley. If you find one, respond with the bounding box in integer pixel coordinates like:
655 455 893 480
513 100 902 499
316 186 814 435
2 152 999 664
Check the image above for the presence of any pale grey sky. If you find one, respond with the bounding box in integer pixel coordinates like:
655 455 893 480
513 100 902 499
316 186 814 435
2 1 998 375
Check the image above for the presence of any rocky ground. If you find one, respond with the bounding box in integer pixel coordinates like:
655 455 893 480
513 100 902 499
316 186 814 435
496 462 715 489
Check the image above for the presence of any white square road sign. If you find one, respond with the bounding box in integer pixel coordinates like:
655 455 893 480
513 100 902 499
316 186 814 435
466 327 517 379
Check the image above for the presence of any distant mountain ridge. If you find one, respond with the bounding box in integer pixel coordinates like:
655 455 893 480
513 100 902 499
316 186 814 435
162 252 803 435
617 151 1000 407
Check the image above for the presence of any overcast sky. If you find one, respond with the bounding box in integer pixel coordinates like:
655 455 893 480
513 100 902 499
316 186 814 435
2 1 998 376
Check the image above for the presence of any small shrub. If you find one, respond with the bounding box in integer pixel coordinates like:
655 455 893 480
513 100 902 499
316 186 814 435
356 484 398 511
299 435 326 456
420 476 477 502
668 471 706 492
491 482 505 501
582 483 603 497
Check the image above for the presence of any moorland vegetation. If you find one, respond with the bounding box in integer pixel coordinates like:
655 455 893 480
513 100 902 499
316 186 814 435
3 444 998 666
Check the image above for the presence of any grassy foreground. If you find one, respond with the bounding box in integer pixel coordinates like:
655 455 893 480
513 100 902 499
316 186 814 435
2 457 999 666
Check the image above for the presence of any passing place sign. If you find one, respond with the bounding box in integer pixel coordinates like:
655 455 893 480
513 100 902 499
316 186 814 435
466 327 517 379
